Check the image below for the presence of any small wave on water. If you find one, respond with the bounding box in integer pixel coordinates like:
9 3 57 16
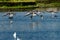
0 11 60 40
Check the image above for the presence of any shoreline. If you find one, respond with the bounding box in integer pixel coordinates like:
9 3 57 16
0 7 60 12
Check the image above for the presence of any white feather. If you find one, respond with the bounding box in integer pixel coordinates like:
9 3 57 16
17 37 21 40
13 32 16 39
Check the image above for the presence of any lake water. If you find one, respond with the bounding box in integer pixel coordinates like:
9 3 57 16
0 11 60 40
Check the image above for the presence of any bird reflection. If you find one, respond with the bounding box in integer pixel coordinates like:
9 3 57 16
30 22 39 31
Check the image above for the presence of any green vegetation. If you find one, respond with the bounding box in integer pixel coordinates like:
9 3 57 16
37 3 60 7
0 0 36 2
0 0 60 8
0 5 37 9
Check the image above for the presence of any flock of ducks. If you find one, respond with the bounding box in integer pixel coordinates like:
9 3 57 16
3 10 58 40
3 10 58 24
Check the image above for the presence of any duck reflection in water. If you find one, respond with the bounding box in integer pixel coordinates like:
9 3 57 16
29 21 39 31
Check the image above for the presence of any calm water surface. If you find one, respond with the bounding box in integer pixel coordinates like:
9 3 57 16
0 11 60 40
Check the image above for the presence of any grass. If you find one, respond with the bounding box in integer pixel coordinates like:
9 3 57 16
0 5 37 8
0 0 36 2
0 2 60 9
37 3 60 7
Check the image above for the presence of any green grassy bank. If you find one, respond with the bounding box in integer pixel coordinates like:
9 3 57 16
0 3 60 9
37 3 60 8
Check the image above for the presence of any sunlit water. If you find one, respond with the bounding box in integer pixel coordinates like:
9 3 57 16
0 11 60 40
